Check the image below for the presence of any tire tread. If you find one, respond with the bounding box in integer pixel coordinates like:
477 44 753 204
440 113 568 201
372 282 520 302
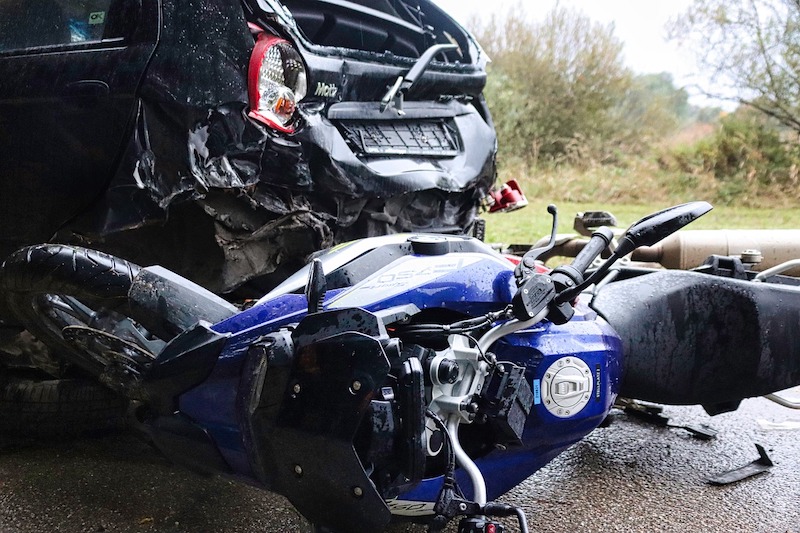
0 372 127 438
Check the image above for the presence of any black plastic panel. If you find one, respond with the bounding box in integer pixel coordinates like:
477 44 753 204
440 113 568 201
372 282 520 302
281 0 425 58
241 310 394 533
592 270 800 408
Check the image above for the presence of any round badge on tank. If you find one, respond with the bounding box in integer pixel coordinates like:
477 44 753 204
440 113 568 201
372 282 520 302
408 235 450 255
541 356 594 418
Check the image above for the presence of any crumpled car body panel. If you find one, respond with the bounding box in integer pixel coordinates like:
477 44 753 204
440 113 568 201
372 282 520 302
2 0 497 295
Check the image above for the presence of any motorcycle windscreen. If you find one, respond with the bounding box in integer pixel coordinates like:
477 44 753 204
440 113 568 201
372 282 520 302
592 270 800 413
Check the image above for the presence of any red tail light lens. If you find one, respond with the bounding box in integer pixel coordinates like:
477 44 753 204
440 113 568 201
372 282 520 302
248 34 307 133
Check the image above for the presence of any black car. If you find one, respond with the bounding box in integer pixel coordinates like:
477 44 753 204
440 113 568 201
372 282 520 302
0 0 497 297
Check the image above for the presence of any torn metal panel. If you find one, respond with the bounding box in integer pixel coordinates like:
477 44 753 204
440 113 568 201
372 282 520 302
212 206 335 295
54 0 496 295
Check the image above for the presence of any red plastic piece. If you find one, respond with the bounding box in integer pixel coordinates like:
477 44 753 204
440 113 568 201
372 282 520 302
487 179 528 213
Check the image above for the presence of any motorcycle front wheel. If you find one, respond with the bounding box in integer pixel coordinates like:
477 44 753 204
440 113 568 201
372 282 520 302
0 244 166 396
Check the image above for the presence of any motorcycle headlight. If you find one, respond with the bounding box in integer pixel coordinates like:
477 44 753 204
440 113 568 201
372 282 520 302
248 34 308 133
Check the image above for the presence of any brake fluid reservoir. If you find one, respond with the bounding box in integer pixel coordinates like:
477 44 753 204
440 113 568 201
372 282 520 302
541 356 593 418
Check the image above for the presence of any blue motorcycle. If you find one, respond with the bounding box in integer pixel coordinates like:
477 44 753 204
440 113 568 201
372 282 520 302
2 201 799 532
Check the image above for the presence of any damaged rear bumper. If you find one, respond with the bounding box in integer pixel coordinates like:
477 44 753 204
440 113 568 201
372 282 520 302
67 96 495 294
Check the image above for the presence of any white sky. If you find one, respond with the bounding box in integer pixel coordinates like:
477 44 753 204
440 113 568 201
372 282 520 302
433 0 727 108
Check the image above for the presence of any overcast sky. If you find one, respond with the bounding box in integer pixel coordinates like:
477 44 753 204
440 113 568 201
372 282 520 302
432 0 725 107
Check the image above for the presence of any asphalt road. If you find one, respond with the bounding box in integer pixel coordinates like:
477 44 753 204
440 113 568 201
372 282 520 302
1 390 799 533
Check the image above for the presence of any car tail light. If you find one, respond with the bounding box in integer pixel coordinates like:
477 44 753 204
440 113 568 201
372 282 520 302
248 33 307 133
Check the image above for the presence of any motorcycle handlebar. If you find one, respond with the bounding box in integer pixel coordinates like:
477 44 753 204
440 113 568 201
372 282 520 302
513 226 613 322
568 227 614 276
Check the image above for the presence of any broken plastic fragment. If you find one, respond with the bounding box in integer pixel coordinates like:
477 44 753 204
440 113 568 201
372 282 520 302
667 423 718 440
622 402 718 440
707 443 773 485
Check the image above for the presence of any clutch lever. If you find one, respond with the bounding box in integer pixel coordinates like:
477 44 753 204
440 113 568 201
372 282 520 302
515 204 558 282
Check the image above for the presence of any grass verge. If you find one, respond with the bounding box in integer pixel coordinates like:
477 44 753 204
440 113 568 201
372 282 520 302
484 200 800 246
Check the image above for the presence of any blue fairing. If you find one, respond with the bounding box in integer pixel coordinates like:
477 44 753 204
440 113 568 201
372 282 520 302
401 306 622 502
179 252 516 473
179 292 312 477
177 245 622 504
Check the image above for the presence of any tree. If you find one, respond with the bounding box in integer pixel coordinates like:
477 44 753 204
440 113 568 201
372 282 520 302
470 4 631 164
670 0 800 133
611 73 690 147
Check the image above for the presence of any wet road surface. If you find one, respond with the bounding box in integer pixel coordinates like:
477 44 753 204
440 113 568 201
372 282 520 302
1 391 799 533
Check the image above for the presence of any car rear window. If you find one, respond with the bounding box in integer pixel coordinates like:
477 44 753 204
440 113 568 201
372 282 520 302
279 0 470 62
0 0 120 52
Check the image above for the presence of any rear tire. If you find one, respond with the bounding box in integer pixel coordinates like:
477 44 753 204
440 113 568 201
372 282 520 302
0 369 127 438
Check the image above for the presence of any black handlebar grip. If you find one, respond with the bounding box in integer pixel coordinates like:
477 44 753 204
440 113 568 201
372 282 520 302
569 226 614 276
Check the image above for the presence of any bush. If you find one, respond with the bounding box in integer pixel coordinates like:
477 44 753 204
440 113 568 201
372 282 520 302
662 111 800 205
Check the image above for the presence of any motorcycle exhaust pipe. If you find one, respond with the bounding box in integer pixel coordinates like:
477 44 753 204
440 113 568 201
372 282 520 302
541 230 800 274
634 229 800 274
